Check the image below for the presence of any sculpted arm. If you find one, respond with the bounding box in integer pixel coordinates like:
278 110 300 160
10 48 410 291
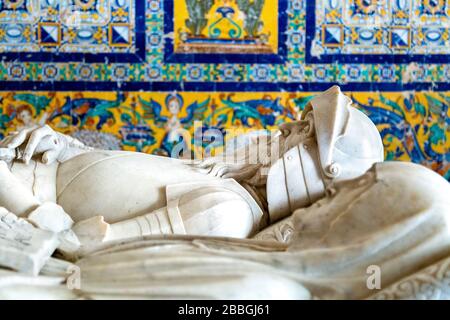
0 127 84 233
0 160 73 233
0 125 93 165
0 127 82 238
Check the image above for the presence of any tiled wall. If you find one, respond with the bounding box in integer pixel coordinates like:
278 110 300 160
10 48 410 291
0 1 448 180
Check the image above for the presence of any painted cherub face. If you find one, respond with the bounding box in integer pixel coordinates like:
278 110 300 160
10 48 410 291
168 98 181 115
18 109 33 125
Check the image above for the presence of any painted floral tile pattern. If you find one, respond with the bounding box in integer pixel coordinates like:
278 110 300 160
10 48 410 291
0 91 448 179
0 1 448 180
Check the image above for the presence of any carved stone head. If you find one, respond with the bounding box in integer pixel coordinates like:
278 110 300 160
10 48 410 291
266 86 384 223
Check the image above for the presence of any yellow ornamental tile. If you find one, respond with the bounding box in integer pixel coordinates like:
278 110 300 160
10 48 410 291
350 29 359 42
113 8 128 18
326 10 340 22
23 27 32 41
94 28 104 43
48 7 58 15
375 30 383 43
417 32 424 44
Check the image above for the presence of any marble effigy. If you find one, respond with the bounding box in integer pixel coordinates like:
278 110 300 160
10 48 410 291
0 86 449 300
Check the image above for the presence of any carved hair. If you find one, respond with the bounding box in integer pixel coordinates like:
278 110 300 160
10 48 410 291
60 133 95 152
190 117 314 187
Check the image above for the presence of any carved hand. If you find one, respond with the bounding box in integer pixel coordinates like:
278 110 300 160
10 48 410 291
0 147 15 163
0 125 67 165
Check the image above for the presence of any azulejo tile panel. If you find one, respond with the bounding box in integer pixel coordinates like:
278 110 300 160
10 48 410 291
0 91 448 180
0 0 145 62
307 0 450 63
165 0 288 63
0 0 448 84
0 1 448 180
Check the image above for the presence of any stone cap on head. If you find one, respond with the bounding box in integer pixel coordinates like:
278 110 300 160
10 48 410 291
301 85 383 179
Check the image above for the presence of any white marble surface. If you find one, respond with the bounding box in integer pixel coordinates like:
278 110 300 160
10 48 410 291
0 87 448 299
